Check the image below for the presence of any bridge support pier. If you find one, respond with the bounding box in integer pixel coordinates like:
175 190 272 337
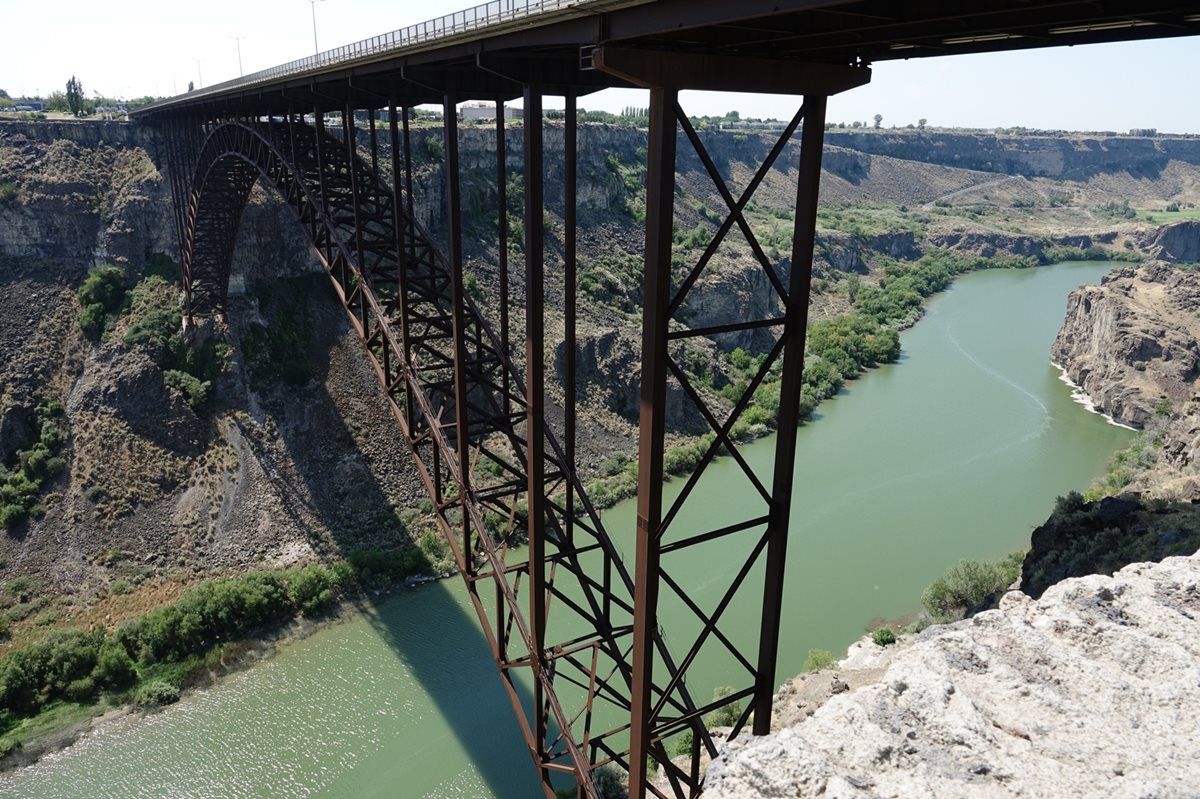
591 48 865 799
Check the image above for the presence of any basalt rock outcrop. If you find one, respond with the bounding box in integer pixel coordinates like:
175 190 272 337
1137 219 1200 263
707 551 1200 798
1051 262 1200 430
927 226 1045 261
825 129 1200 180
1020 495 1200 600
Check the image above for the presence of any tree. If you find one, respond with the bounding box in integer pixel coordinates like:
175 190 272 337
873 113 883 129
65 76 84 117
918 118 927 130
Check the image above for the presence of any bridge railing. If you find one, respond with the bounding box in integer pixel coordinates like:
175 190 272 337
142 0 608 112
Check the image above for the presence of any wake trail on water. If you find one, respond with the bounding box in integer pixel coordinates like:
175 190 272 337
946 323 1053 426
791 324 1056 531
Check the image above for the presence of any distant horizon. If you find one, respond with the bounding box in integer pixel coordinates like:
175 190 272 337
3 102 1196 140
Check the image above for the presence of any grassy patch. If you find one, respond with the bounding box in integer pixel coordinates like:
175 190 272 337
0 699 102 757
1137 208 1200 224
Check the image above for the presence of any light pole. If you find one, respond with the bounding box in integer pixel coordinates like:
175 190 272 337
195 59 204 89
307 0 327 56
230 35 246 76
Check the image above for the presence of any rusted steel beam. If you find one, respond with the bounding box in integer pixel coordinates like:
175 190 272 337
563 91 578 546
754 94 828 734
628 84 678 799
522 81 553 797
444 90 475 574
496 99 510 420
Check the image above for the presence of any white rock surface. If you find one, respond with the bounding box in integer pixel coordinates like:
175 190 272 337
707 553 1200 798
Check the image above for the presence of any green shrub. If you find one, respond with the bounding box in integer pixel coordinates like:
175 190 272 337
92 639 137 690
417 530 453 574
162 370 211 409
0 504 27 530
285 565 339 617
77 266 127 339
6 575 35 599
122 276 181 356
0 182 18 206
348 548 408 587
133 680 180 708
871 627 897 647
802 648 836 672
921 552 1023 622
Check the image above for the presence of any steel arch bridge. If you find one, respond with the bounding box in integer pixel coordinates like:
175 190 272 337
135 2 1200 795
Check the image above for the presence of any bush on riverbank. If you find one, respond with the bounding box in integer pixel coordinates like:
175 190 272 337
0 549 434 755
920 552 1024 622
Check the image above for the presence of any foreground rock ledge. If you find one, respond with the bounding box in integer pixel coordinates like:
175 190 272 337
706 553 1200 798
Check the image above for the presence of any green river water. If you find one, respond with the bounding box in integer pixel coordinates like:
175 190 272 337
0 262 1134 798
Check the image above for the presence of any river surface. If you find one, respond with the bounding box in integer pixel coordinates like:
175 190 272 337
1 262 1133 798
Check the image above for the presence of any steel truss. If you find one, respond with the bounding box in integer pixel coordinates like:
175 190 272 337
163 53 862 798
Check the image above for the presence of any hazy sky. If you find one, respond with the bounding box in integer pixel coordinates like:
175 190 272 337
2 0 1198 133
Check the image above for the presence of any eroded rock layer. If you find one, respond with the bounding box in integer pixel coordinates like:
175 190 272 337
708 552 1200 798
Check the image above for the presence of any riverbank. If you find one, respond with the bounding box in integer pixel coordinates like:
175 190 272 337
0 555 450 771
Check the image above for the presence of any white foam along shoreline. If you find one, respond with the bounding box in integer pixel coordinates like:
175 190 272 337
1051 361 1139 431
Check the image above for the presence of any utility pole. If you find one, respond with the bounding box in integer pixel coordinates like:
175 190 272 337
308 0 326 55
230 36 246 77
195 60 204 89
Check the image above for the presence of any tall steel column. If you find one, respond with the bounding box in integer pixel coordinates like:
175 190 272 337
523 81 551 795
563 91 578 542
754 95 828 732
629 84 678 799
444 92 475 572
496 99 511 418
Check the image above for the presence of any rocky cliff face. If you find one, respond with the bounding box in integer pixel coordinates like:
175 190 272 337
707 551 1200 798
1138 219 1200 263
1050 261 1200 500
1051 262 1200 429
825 130 1200 180
0 126 425 610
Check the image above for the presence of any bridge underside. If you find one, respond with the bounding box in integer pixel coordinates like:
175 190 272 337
139 2 1200 796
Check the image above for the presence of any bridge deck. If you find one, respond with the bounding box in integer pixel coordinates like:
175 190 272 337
133 0 1199 118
